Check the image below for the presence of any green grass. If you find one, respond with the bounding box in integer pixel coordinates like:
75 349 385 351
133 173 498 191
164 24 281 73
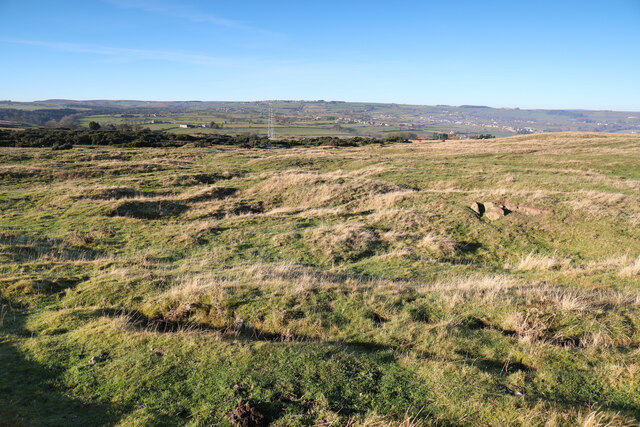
75 110 516 139
1 133 640 425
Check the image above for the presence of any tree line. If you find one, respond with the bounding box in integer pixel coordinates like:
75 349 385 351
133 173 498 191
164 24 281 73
0 109 80 126
0 128 410 150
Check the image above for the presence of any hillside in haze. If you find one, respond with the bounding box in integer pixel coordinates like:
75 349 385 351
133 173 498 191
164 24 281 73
1 99 639 138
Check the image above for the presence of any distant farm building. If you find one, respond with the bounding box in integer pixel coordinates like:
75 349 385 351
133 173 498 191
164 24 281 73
179 124 195 128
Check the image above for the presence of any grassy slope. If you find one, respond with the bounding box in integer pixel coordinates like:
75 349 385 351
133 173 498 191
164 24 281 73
1 133 639 426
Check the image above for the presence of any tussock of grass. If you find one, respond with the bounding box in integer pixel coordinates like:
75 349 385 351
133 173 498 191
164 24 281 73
417 233 457 258
577 409 636 427
308 224 380 261
618 255 640 278
508 251 571 271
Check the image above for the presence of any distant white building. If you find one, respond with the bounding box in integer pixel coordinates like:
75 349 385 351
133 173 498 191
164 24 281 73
179 124 195 128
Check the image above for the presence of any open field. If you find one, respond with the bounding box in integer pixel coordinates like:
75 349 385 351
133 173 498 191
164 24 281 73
1 133 640 425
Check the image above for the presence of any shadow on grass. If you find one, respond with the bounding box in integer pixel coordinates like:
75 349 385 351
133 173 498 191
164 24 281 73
14 304 639 424
0 306 124 426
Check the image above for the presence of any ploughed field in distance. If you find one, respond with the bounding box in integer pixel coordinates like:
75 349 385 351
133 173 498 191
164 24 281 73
1 132 639 426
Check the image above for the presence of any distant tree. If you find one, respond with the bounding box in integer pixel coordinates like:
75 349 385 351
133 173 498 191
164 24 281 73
88 121 101 130
387 132 417 141
58 115 78 129
471 134 495 140
44 119 59 129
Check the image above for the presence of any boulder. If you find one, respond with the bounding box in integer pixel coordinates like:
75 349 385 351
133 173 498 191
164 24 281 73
88 352 109 366
469 202 485 215
483 202 506 220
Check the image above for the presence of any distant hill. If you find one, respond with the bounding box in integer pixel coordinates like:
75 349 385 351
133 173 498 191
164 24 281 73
2 99 638 135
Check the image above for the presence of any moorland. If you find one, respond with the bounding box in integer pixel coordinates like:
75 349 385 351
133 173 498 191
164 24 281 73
1 132 640 425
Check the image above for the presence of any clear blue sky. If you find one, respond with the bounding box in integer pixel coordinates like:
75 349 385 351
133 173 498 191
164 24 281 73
1 0 639 110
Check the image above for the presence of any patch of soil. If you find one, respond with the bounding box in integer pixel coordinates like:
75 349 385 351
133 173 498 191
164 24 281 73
229 401 269 427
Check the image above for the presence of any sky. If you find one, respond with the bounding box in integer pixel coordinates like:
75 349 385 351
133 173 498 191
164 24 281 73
0 0 639 110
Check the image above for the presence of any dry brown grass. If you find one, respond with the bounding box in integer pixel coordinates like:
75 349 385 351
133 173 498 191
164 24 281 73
420 275 518 293
547 291 588 311
618 256 640 278
0 164 42 179
245 170 409 210
502 310 551 343
417 234 457 258
307 224 380 261
577 409 637 427
507 252 571 271
565 190 638 218
586 255 632 272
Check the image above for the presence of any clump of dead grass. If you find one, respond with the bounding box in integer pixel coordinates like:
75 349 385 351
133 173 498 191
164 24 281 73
547 291 588 311
417 234 457 258
422 275 517 293
507 251 570 271
618 255 640 278
576 409 636 427
502 310 551 343
145 275 233 323
307 224 380 261
586 254 631 272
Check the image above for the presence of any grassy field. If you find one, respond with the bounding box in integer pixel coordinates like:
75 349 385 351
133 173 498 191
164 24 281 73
1 133 639 425
75 113 416 138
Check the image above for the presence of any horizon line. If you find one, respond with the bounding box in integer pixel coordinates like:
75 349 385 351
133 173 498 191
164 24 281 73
2 98 638 113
